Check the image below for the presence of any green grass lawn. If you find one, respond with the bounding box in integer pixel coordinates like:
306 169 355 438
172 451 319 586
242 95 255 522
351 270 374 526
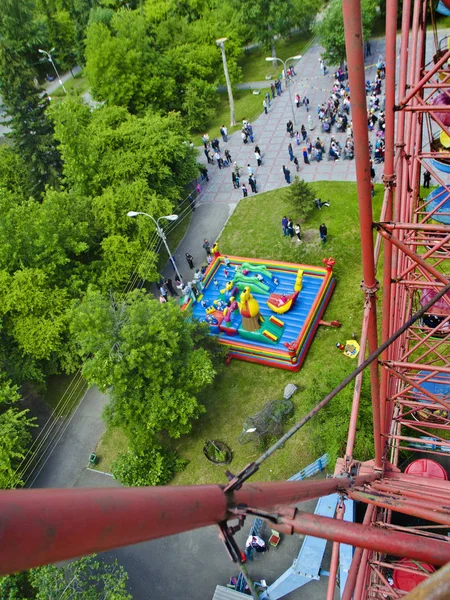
170 180 384 485
43 373 87 416
51 70 89 98
238 32 314 82
93 427 128 473
192 88 269 145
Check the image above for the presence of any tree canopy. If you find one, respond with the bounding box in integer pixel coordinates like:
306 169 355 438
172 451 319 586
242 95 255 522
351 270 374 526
316 0 380 66
0 554 132 599
71 289 218 441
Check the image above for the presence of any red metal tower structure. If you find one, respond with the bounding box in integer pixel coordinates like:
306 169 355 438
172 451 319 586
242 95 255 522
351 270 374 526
1 0 450 597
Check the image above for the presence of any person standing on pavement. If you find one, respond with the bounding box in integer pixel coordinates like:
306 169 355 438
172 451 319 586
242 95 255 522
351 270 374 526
303 96 310 112
288 143 294 162
282 165 291 184
247 164 254 177
232 171 239 189
249 175 257 193
263 98 268 115
242 184 248 197
220 125 228 142
265 91 271 107
293 156 300 172
225 149 232 164
308 114 314 131
295 93 301 108
165 278 178 296
302 146 310 165
271 82 276 99
301 125 307 141
255 149 262 166
159 282 168 300
185 252 195 269
202 239 211 256
319 223 328 243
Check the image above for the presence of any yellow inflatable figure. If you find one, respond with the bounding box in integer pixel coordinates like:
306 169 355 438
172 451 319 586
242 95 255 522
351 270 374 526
238 287 262 331
294 269 304 292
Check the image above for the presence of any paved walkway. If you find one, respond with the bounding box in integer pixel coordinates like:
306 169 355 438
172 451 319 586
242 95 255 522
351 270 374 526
162 38 387 285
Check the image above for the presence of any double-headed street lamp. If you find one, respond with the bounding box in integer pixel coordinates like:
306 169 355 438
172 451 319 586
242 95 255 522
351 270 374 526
38 48 67 94
127 211 184 285
265 55 302 125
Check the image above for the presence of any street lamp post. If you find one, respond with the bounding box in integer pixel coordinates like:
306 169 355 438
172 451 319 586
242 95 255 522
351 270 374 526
265 55 302 126
127 211 184 285
38 48 67 94
216 37 236 127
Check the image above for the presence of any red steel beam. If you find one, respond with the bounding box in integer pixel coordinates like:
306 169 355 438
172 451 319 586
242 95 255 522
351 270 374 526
277 509 450 566
341 505 375 600
342 0 382 470
348 490 450 526
380 0 398 436
399 48 450 107
0 475 379 576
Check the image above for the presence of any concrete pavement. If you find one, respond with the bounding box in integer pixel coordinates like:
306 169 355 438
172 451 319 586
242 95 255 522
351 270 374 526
30 387 108 489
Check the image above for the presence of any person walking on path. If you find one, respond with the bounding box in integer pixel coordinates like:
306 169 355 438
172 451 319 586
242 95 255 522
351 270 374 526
423 170 431 188
247 164 254 177
282 165 291 184
271 82 276 99
294 223 301 242
185 252 195 269
255 149 262 166
232 171 239 189
220 125 228 142
302 147 310 165
295 93 301 108
288 143 294 162
265 91 271 107
319 223 328 243
303 96 310 112
282 216 288 236
293 156 300 172
202 239 211 256
301 125 307 141
242 184 248 198
263 98 268 115
165 278 178 297
308 114 314 131
225 149 232 164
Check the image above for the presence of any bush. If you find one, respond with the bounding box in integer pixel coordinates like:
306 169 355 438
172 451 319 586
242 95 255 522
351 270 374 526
112 443 187 487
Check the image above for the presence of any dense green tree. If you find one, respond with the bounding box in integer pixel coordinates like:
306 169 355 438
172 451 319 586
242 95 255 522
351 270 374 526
0 0 62 194
71 289 218 440
0 555 132 599
0 146 34 200
316 0 380 66
229 0 318 59
84 10 157 113
112 441 186 486
284 177 316 221
0 374 36 489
